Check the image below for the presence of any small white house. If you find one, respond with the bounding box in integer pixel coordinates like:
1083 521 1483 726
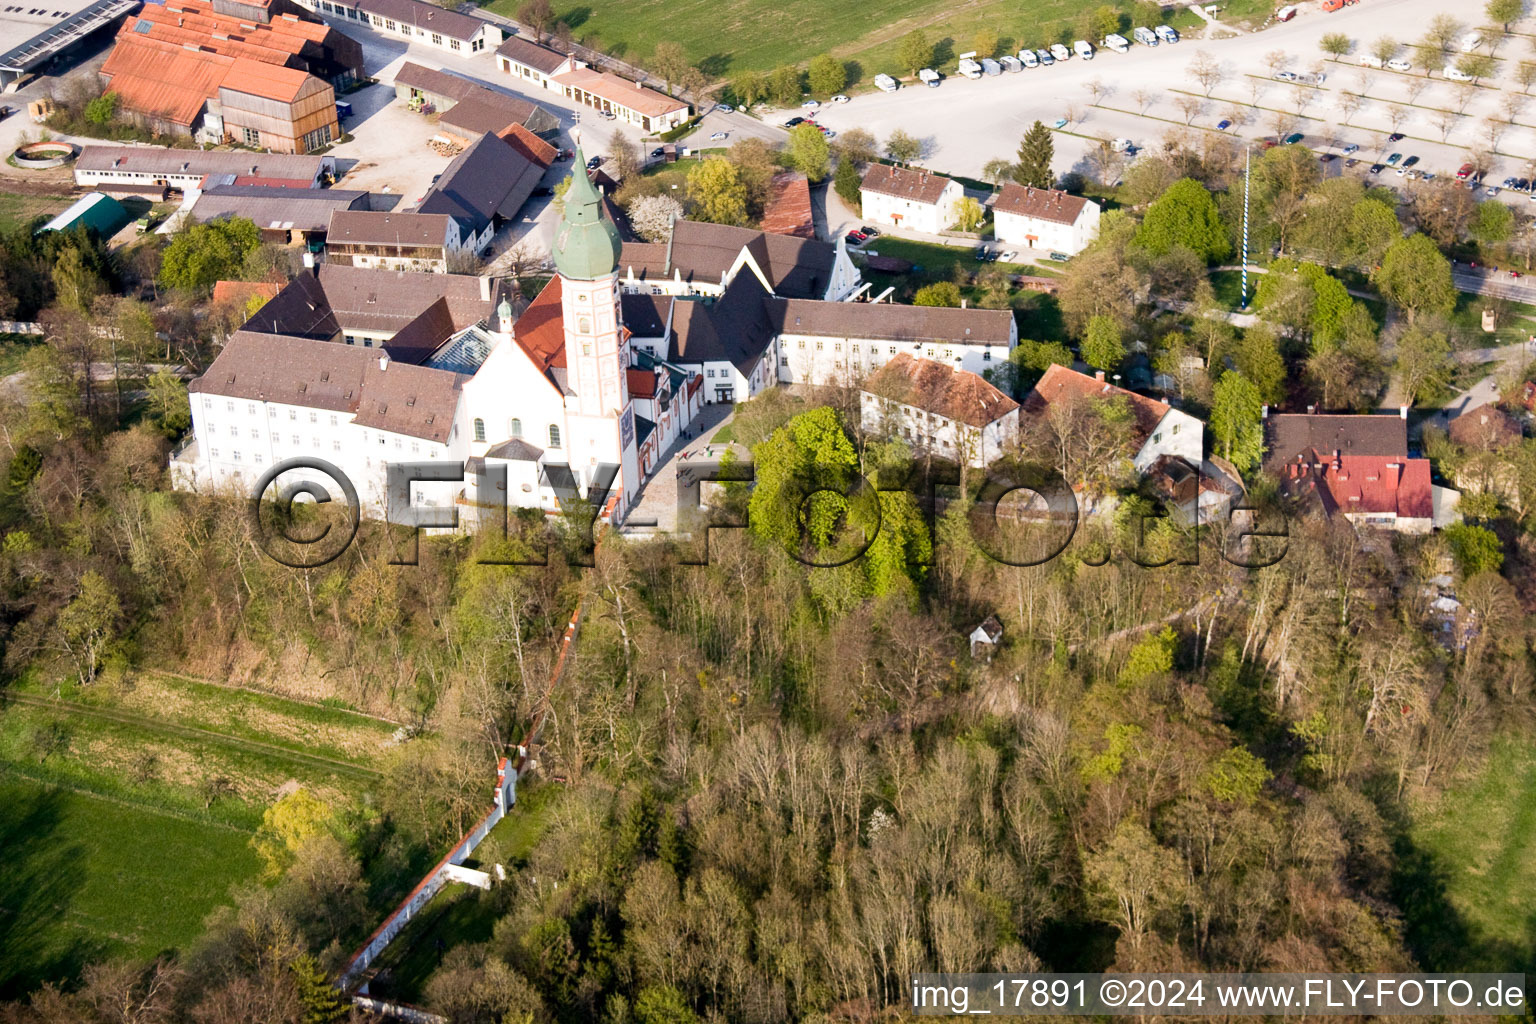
992 183 1100 255
859 164 965 234
495 34 579 90
860 353 1020 468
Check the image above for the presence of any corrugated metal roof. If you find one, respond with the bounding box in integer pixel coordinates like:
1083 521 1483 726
101 38 230 125
77 144 328 181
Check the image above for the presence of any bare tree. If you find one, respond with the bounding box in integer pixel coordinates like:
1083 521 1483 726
1132 87 1154 114
1455 80 1480 113
1386 103 1410 134
1291 82 1314 116
1503 91 1527 123
1519 61 1536 94
1188 49 1224 95
1174 94 1206 124
1269 108 1298 140
1484 116 1508 151
1264 49 1289 78
1337 91 1365 125
1404 76 1430 104
1434 107 1461 141
1065 102 1085 126
1087 76 1108 105
1354 67 1374 97
1224 102 1250 127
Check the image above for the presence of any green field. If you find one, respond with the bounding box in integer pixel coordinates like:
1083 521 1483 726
1401 737 1536 974
0 189 72 234
0 777 262 998
486 0 1273 83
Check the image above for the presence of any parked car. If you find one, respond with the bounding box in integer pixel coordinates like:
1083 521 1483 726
1457 162 1475 179
709 131 729 141
1444 65 1473 81
1049 42 1072 61
1036 48 1055 65
1274 70 1298 81
1216 118 1232 130
586 155 603 169
845 231 868 246
1048 251 1071 262
831 94 849 103
1284 132 1305 144
1342 143 1359 154
650 147 665 158
1319 153 1336 162
783 116 805 127
1345 158 1359 167
1369 163 1384 174
1053 117 1068 128
715 103 734 112
1402 155 1419 167
1386 152 1402 165
860 226 881 237
1019 49 1040 68
0 105 11 120
803 99 821 110
973 246 992 261
1487 185 1501 196
1386 58 1412 71
1387 132 1405 142
1154 24 1179 43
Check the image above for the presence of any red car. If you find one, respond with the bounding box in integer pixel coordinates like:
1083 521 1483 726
1457 162 1475 180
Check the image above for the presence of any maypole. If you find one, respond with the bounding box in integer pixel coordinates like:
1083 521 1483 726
1241 145 1251 309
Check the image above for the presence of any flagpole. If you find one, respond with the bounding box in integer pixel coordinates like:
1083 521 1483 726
1241 145 1251 310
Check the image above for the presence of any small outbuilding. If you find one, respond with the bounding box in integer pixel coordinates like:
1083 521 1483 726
970 615 1004 660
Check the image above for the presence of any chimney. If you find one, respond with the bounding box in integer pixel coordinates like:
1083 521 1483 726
479 275 491 301
379 353 390 371
1399 403 1409 420
302 250 315 269
1095 369 1105 382
1332 448 1341 471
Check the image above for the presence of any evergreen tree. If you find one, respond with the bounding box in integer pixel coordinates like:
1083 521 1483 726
1210 371 1264 471
1013 121 1055 188
834 158 862 211
291 955 348 1024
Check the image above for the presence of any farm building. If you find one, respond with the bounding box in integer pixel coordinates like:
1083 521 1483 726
494 34 573 90
36 191 131 237
392 61 559 140
299 0 501 54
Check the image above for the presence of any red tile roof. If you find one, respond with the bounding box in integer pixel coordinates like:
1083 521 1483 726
551 66 688 118
1283 454 1433 520
498 122 556 167
760 172 814 239
212 280 283 305
1025 363 1171 443
626 367 655 399
101 40 231 126
511 276 568 387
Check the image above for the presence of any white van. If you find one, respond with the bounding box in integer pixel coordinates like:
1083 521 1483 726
1103 33 1129 52
1018 48 1040 67
1132 26 1158 45
919 67 942 86
1074 39 1095 59
1155 24 1179 42
1050 42 1072 61
1460 31 1482 52
999 54 1023 72
1444 64 1473 81
873 73 898 92
957 54 983 78
1358 54 1382 68
1386 58 1411 71
1111 137 1134 152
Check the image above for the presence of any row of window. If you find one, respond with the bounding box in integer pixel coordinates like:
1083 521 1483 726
793 339 994 361
472 417 561 448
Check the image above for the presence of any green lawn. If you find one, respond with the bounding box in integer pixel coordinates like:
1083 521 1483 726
1403 736 1536 974
0 190 72 234
0 776 261 998
485 0 1238 83
1448 291 1536 349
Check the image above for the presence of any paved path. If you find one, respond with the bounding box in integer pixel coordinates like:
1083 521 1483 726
622 403 740 534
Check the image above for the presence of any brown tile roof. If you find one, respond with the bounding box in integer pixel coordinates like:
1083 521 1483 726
668 273 777 373
620 293 669 337
1262 412 1407 474
1449 403 1521 449
418 130 544 234
760 172 815 239
994 183 1092 225
212 280 283 306
190 184 366 231
438 92 538 138
191 331 466 442
865 353 1018 427
618 219 839 298
767 297 1014 346
77 145 327 182
341 0 491 41
327 209 451 247
860 163 956 205
551 66 688 118
1025 363 1172 443
495 33 568 73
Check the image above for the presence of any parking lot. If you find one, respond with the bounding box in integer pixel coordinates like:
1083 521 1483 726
803 0 1536 198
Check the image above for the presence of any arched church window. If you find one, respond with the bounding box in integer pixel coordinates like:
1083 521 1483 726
549 424 562 448
473 418 486 442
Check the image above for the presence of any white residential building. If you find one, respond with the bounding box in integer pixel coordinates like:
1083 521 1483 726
300 0 501 54
992 183 1100 255
859 164 965 234
861 354 1020 468
775 300 1017 383
495 34 577 90
1025 363 1204 474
